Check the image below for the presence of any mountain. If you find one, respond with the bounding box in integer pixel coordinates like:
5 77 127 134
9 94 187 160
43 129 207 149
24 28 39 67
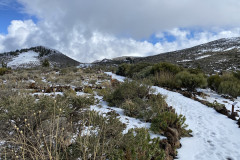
96 37 240 73
134 37 240 73
0 46 81 68
93 56 139 65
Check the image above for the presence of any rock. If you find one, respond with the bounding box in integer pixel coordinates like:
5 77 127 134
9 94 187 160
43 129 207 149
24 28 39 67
75 87 83 92
159 139 174 160
165 127 181 158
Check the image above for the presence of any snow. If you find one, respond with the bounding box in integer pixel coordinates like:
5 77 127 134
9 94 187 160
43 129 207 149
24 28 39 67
177 59 192 62
105 72 126 82
153 86 240 160
109 73 240 160
91 95 166 139
8 51 40 68
197 88 240 117
195 55 211 60
224 46 236 51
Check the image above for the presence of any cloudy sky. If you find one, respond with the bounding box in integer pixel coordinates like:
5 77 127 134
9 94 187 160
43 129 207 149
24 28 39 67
1 0 240 62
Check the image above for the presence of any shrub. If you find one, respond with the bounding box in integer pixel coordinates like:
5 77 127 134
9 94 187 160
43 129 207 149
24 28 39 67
151 62 181 75
233 71 240 80
153 71 178 89
117 128 165 160
127 63 152 78
83 86 93 94
42 59 50 67
104 80 150 107
151 112 190 136
175 71 207 91
121 98 147 118
208 74 221 90
116 63 130 76
0 68 8 76
218 80 240 98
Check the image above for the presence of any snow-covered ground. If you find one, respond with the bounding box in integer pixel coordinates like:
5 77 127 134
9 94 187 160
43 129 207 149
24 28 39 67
8 51 40 68
197 88 240 117
105 72 126 82
91 95 166 139
153 87 240 160
109 73 240 160
195 55 211 60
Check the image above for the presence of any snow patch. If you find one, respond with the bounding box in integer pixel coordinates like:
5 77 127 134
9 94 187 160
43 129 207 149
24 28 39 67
195 55 211 60
8 51 40 68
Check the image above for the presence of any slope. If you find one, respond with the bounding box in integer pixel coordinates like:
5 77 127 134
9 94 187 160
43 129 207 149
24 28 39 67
110 72 240 160
0 46 81 68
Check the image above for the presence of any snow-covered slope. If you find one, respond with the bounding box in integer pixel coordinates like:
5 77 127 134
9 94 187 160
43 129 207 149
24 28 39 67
0 46 81 68
8 51 40 68
108 72 240 160
131 37 240 73
153 86 240 160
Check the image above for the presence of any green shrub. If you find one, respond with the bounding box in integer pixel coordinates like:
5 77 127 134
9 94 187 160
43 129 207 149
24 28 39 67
104 80 150 107
153 71 178 89
233 71 240 80
151 62 182 75
187 68 204 74
132 66 153 79
116 63 130 76
151 112 190 136
83 86 93 94
218 80 240 98
42 59 50 67
0 68 8 76
117 128 165 160
208 74 221 90
175 71 207 91
127 63 152 78
121 98 146 118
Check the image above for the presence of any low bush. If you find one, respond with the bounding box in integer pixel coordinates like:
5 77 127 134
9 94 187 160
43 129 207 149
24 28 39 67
151 62 182 75
208 74 221 90
42 59 50 67
153 71 178 89
117 128 165 160
175 71 207 91
103 80 151 107
208 73 240 98
218 80 240 98
0 68 8 76
83 86 93 94
151 112 190 136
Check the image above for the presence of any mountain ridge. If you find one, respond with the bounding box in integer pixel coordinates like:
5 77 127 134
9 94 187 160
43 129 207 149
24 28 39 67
96 37 240 73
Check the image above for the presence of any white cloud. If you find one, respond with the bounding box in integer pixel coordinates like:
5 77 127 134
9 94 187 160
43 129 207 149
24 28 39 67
17 0 240 38
1 1 240 62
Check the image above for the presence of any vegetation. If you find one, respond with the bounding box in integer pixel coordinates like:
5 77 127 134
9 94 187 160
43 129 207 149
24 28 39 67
175 71 207 91
101 79 191 136
116 62 207 92
208 72 240 98
116 62 240 97
0 68 8 76
42 59 50 67
0 67 170 159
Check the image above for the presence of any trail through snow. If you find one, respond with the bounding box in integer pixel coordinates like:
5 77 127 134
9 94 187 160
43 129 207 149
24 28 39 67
106 73 240 160
153 87 240 160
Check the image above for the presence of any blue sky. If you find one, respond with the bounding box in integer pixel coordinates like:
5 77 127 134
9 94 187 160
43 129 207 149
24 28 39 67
1 0 240 62
0 1 37 34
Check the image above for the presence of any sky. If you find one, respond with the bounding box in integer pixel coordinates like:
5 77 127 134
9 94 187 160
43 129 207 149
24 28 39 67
1 0 240 63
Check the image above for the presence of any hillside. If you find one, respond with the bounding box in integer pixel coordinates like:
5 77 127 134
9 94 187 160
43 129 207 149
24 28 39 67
135 37 240 73
0 46 81 68
96 37 240 73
